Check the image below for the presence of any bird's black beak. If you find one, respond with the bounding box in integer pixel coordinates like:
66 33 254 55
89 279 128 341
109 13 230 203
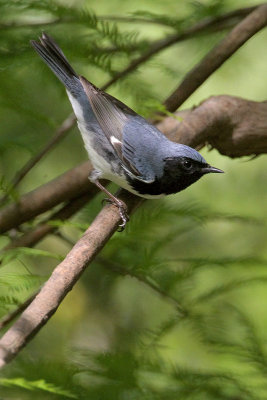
202 165 224 174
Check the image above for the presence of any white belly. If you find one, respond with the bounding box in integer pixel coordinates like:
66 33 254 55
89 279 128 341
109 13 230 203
80 123 164 199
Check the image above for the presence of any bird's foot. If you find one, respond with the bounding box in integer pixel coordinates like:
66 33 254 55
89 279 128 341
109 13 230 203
90 174 129 231
102 197 129 232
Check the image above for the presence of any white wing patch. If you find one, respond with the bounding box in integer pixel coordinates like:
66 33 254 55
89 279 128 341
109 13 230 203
110 136 122 146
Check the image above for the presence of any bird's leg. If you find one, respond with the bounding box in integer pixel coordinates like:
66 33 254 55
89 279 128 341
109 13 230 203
89 170 129 231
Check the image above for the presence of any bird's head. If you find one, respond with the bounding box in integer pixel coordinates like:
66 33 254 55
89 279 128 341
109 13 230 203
162 144 223 194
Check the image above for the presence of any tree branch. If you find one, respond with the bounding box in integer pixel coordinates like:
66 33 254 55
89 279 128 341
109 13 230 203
3 192 94 250
0 292 39 331
97 257 186 314
163 3 267 112
101 4 261 91
99 5 261 26
0 4 266 368
0 161 93 234
158 95 267 157
0 114 76 205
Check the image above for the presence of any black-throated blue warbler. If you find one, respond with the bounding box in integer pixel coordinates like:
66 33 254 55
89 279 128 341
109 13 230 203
31 33 223 229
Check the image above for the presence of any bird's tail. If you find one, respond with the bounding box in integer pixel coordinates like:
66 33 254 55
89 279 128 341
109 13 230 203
31 33 80 93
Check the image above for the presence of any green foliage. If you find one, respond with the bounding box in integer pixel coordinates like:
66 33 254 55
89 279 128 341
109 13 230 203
0 377 78 398
0 247 63 266
0 175 19 202
0 273 44 292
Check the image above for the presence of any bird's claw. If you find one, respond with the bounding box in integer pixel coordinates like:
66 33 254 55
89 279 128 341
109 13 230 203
117 202 129 232
102 198 129 232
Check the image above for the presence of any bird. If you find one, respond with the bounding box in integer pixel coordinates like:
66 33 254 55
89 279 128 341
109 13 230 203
31 33 223 230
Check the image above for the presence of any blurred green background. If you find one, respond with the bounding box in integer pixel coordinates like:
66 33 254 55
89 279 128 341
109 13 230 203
0 0 267 398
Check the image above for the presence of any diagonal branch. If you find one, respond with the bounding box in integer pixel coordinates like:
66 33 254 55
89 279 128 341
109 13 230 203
0 161 93 234
3 192 94 251
101 4 261 91
163 3 267 112
0 291 39 331
97 257 186 314
99 5 261 26
0 114 76 205
0 4 266 368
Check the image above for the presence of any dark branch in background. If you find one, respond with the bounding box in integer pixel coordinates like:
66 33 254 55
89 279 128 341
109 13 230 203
0 4 266 369
0 4 261 30
0 19 61 30
1 4 260 199
0 292 39 331
97 257 186 314
100 4 262 91
3 192 96 250
99 5 261 26
0 114 76 205
163 3 267 112
0 161 92 234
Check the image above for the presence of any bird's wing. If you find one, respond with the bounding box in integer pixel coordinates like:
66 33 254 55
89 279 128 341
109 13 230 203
80 76 149 179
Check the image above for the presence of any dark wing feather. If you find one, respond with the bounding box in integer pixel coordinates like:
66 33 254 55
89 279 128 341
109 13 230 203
80 76 142 177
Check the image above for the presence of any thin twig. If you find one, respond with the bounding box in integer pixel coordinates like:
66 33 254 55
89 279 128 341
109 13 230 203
99 5 260 26
97 256 186 315
0 291 39 331
0 4 266 368
0 161 93 234
4 192 95 250
0 114 76 205
101 5 258 91
0 19 61 30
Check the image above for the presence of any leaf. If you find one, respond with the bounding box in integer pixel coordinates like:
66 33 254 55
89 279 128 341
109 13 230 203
141 99 184 120
48 218 89 231
0 295 21 306
193 276 267 304
0 247 63 266
0 377 78 398
131 10 185 29
0 274 44 292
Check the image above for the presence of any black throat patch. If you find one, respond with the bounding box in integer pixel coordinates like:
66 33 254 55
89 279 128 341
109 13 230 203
126 157 206 196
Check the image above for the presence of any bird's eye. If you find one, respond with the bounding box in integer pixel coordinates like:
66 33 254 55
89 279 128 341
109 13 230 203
183 160 193 169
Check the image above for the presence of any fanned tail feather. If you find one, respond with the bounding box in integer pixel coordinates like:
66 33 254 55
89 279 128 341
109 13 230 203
31 32 79 93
